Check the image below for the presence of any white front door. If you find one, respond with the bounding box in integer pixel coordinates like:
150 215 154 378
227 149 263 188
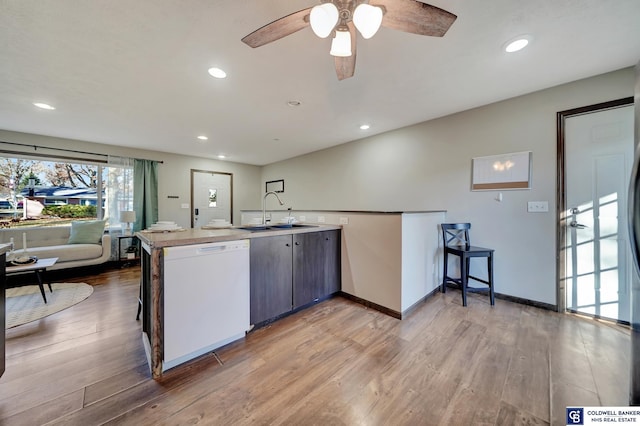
564 104 634 322
191 170 232 228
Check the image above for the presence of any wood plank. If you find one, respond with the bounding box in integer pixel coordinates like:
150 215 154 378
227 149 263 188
0 266 631 425
1 388 84 426
495 400 549 425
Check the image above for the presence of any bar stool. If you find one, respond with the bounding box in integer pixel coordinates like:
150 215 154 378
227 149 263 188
441 223 495 306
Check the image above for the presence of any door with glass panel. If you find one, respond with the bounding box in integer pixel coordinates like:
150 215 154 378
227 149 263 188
190 170 232 228
563 103 634 323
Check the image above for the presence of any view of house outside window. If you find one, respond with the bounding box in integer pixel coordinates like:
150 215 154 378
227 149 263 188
0 156 133 229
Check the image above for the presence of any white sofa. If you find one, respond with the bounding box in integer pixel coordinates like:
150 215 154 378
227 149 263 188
0 226 111 271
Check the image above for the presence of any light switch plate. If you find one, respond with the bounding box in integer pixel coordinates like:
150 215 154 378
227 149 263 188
339 217 349 225
317 216 325 223
181 203 190 209
527 201 549 213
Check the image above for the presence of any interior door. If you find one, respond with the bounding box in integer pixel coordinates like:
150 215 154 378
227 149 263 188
190 170 232 228
563 103 634 323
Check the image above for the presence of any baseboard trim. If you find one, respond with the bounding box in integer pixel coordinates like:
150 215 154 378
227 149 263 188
494 292 556 311
443 282 557 311
338 292 402 319
400 287 442 319
339 287 557 319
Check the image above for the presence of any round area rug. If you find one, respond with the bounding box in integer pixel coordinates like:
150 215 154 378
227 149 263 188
5 282 93 329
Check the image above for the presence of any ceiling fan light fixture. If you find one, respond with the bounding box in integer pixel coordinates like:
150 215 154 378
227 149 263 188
353 4 383 39
310 3 339 38
330 29 352 57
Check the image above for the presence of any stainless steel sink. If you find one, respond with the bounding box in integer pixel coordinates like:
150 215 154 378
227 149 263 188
270 223 319 229
237 224 319 232
237 225 269 231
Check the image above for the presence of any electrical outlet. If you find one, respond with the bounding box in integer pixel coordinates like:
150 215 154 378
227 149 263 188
339 217 349 225
181 203 189 209
317 215 325 223
299 215 306 222
527 201 549 213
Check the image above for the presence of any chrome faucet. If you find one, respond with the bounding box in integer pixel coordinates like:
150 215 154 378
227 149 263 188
262 191 284 225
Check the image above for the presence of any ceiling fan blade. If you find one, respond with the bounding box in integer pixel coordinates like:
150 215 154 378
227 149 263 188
241 7 312 48
335 22 357 80
372 0 457 37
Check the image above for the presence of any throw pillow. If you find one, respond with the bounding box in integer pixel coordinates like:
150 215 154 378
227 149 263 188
68 220 106 245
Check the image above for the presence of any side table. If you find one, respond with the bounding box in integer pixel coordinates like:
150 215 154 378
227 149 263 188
117 235 140 267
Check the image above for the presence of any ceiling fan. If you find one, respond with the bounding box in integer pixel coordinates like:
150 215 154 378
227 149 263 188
241 0 457 80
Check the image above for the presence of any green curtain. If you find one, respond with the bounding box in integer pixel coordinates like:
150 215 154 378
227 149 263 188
133 159 158 231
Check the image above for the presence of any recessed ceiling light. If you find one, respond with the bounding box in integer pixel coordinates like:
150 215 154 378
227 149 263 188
287 100 301 107
208 67 227 78
197 135 208 141
360 124 370 130
504 36 531 53
217 155 226 159
33 102 55 110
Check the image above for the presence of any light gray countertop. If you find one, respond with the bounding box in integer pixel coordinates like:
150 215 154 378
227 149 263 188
136 224 341 250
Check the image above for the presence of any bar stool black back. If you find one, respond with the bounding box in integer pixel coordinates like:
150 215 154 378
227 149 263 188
441 223 495 306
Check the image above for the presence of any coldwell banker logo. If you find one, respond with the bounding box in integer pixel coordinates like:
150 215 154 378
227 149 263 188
567 407 584 425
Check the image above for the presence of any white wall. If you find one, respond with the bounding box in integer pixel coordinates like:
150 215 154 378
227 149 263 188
401 212 445 312
261 68 636 305
0 130 262 228
1 68 634 305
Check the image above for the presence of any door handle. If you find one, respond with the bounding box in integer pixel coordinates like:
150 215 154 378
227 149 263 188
569 220 587 229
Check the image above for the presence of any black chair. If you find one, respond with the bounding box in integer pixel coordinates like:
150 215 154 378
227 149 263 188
441 223 495 306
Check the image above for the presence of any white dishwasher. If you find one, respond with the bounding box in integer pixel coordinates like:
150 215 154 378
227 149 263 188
163 239 250 371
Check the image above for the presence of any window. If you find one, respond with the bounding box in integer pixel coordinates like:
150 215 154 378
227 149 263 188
0 155 133 230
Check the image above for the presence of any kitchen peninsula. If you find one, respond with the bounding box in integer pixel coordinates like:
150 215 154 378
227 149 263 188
138 209 445 379
137 225 341 378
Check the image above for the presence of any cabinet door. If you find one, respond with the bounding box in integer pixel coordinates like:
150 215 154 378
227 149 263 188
250 235 293 324
322 230 341 296
293 232 325 309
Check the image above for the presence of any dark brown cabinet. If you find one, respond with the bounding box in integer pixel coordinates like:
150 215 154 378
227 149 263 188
322 230 341 296
293 230 340 309
250 234 293 325
250 230 341 326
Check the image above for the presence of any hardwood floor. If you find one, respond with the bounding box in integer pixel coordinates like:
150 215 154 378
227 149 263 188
0 265 631 425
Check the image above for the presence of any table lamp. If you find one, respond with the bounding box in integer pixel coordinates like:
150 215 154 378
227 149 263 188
120 210 136 235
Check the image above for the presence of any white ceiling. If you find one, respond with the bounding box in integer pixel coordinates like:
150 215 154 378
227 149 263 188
1 0 639 166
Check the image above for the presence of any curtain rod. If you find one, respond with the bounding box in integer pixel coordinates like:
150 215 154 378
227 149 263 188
0 140 164 164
